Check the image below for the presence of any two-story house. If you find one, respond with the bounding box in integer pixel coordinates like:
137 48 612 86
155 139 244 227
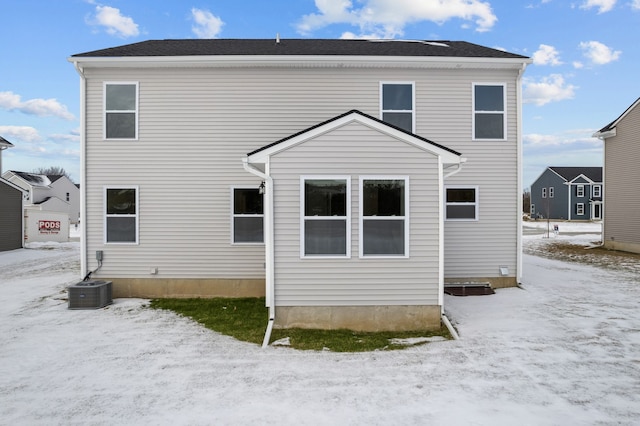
69 39 530 334
593 97 640 254
0 137 25 251
530 167 603 221
2 171 81 224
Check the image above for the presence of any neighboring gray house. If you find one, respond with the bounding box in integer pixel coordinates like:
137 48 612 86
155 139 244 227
530 167 603 221
0 137 25 251
593 97 640 254
1 171 80 224
69 39 531 333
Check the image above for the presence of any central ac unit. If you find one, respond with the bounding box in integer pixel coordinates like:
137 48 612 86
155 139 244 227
68 280 113 309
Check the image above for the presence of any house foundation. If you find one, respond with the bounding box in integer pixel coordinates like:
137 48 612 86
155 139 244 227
106 278 265 299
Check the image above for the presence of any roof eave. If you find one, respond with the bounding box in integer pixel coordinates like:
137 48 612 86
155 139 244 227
592 128 616 139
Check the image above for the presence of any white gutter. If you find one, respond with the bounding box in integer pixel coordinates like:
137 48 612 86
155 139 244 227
516 62 527 284
242 158 275 348
72 61 88 279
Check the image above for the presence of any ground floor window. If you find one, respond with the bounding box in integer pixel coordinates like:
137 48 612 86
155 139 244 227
360 177 408 257
232 187 264 244
576 203 585 215
105 186 138 244
445 186 478 220
302 176 350 257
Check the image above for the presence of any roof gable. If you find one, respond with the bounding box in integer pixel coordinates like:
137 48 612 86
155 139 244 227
247 110 462 165
72 39 529 60
549 166 602 183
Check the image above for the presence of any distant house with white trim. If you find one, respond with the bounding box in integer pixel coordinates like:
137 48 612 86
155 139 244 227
593 97 640 254
530 167 603 221
0 137 24 251
69 38 531 332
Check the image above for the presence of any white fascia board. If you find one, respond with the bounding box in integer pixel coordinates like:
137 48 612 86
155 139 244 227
592 128 616 139
247 112 461 165
568 174 594 185
0 177 27 194
68 55 531 70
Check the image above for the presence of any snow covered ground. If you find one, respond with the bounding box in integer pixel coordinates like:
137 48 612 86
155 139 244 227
1 223 639 425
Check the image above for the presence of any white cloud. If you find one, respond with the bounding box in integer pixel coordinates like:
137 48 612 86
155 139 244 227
580 0 617 13
191 8 224 39
297 0 497 38
579 40 621 64
0 125 42 143
532 44 563 66
524 130 602 147
89 5 139 38
633 0 640 10
573 61 584 69
0 91 75 120
523 74 577 106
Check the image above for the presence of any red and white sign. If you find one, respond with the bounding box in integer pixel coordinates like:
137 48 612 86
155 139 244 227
39 220 61 234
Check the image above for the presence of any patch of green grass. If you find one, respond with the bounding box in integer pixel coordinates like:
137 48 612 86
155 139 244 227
149 297 451 352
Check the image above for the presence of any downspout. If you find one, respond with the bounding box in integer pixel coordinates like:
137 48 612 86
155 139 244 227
72 61 88 279
242 158 275 348
516 62 526 285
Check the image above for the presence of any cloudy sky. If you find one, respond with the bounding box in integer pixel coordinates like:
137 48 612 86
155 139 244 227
1 0 638 186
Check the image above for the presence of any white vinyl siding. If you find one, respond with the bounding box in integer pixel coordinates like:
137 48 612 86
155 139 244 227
82 64 520 282
380 82 414 133
104 82 138 140
473 83 506 140
104 186 138 244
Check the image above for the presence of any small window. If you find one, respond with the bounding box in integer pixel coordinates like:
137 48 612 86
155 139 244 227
66 192 70 202
360 177 408 257
576 203 585 215
381 82 414 133
593 185 601 198
531 204 535 216
549 187 554 198
473 83 505 140
302 177 350 257
446 187 478 220
542 187 547 198
232 188 264 244
105 187 138 244
105 82 138 139
577 185 584 197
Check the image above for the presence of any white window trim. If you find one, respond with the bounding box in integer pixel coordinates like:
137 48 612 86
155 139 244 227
542 187 547 198
472 82 507 141
380 81 416 133
445 185 479 221
300 175 351 259
549 187 554 198
104 185 139 245
104 81 139 140
531 204 535 216
359 176 410 259
577 184 585 197
230 186 264 245
593 185 601 198
576 203 585 215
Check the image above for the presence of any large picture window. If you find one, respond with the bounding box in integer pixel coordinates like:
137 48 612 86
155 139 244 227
473 83 505 140
302 177 350 257
360 177 408 257
446 187 478 221
381 82 414 133
232 188 264 244
105 82 138 139
105 186 138 244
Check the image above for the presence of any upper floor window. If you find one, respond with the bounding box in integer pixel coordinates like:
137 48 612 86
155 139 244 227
302 177 350 258
360 177 408 257
577 185 585 197
105 82 138 139
105 186 138 244
232 188 264 244
473 83 506 140
593 185 601 198
380 82 414 133
531 204 536 216
446 186 478 221
549 187 554 198
66 192 70 202
542 187 547 198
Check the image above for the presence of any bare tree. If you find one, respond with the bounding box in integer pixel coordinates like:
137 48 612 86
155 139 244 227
522 189 531 214
32 166 71 179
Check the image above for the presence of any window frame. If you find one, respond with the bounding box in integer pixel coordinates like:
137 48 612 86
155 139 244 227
531 204 535 216
104 185 139 245
231 186 264 245
593 185 601 198
549 187 554 198
380 81 415 133
472 82 507 141
542 187 547 198
445 186 479 221
359 176 410 259
300 175 351 259
576 203 585 215
104 81 139 140
577 184 585 197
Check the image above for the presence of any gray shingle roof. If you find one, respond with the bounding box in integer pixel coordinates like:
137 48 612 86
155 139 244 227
550 166 602 183
72 39 528 59
0 136 14 147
